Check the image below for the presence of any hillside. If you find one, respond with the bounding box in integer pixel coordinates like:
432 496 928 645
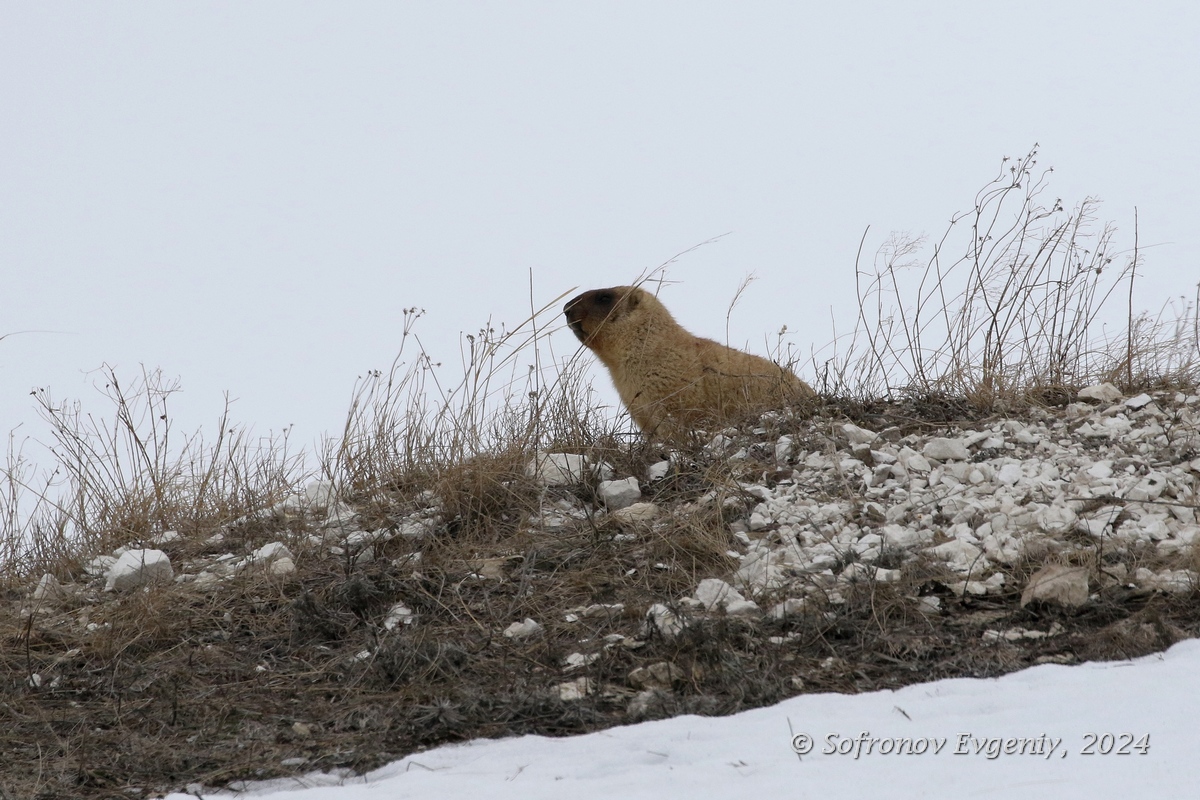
4 384 1200 799
4 155 1199 799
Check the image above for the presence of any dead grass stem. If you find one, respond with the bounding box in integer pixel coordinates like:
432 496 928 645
812 146 1200 406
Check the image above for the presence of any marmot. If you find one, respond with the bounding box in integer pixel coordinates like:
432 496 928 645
564 285 814 438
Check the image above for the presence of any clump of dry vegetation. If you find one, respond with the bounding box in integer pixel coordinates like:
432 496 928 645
1 367 302 581
814 146 1200 405
2 148 1199 799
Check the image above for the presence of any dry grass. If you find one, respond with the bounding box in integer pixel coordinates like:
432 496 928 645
813 145 1200 406
1 366 301 582
1 151 1199 798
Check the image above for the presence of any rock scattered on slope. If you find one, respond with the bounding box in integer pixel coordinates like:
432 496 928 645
105 549 174 592
598 477 641 510
1021 564 1090 608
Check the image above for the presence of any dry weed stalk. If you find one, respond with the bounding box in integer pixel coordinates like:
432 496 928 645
816 146 1200 405
1 366 300 578
325 283 618 500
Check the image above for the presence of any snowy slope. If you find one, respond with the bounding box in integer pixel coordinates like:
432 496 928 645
165 639 1198 800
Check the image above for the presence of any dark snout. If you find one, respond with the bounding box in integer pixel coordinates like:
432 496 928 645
563 293 589 343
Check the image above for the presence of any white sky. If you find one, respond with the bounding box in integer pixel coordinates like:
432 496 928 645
3 2 1198 460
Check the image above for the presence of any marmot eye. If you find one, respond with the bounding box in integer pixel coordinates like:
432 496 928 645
596 292 614 305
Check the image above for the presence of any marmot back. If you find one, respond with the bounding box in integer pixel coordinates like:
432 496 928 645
564 285 814 438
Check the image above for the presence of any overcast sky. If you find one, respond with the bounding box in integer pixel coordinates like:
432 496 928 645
2 2 1197 466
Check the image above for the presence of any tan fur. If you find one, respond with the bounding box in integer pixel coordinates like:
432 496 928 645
564 286 814 438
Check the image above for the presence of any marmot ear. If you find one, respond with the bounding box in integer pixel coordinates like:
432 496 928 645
625 290 640 309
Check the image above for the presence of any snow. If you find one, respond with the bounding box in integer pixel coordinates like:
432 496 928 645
162 639 1200 800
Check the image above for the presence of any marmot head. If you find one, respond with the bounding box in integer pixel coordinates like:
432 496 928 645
563 285 645 348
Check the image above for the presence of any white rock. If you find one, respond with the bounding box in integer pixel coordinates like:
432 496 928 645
526 452 612 486
840 562 872 581
1175 525 1200 544
268 557 296 576
961 431 991 448
693 578 760 615
1076 506 1123 538
768 598 809 619
556 677 593 701
612 502 660 524
250 541 294 566
881 523 927 549
1126 472 1168 502
1168 499 1197 526
31 573 66 602
1078 417 1133 439
842 424 878 445
707 433 736 452
923 437 970 461
383 603 415 630
1124 393 1154 410
997 463 1023 485
578 603 625 619
151 530 181 546
775 436 794 461
1015 428 1042 445
105 549 174 592
853 532 883 554
1135 568 1198 594
628 662 684 690
918 596 942 614
397 517 437 539
1155 570 1197 593
563 652 600 670
1132 567 1157 587
899 449 932 472
694 578 739 610
1021 565 1089 608
1129 515 1171 541
321 502 359 530
805 452 832 469
599 477 641 510
502 618 543 639
726 598 761 615
1078 383 1122 403
303 480 338 510
946 579 991 596
86 555 118 578
645 603 686 638
927 540 983 572
1035 504 1078 535
193 571 220 587
343 529 384 549
647 460 671 481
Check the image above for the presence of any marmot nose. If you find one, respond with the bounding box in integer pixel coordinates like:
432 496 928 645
567 318 587 342
563 299 584 334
